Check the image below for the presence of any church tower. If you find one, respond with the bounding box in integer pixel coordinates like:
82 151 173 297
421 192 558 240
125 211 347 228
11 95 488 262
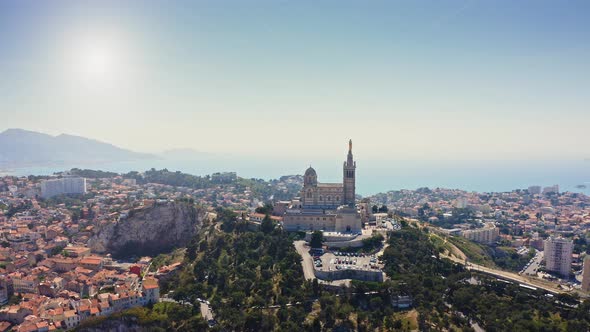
343 139 356 206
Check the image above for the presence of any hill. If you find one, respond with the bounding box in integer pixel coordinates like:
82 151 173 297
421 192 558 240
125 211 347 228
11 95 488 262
0 128 154 167
88 201 206 258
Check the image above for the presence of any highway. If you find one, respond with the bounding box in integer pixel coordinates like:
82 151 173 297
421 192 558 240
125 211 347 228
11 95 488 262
424 222 568 295
442 253 566 294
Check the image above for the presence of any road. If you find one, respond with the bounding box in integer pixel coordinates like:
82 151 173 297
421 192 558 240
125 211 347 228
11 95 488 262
293 240 353 287
442 253 566 294
161 296 217 326
200 302 215 324
425 221 567 294
522 251 543 276
294 240 316 280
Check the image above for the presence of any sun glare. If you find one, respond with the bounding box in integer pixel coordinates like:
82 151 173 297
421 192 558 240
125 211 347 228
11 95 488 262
77 42 116 79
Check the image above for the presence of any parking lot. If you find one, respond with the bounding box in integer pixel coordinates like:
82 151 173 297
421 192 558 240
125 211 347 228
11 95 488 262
312 250 384 272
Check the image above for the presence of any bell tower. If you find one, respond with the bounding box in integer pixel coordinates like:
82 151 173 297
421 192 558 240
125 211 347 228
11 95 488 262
343 139 356 206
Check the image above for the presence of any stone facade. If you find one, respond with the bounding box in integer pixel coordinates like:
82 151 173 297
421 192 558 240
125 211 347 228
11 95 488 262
343 139 356 206
300 139 356 209
283 140 362 233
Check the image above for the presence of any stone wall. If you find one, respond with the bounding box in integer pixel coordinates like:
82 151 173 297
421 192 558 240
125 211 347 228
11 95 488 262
314 268 383 282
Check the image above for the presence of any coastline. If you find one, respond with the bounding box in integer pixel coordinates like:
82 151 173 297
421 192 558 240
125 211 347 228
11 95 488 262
2 159 589 197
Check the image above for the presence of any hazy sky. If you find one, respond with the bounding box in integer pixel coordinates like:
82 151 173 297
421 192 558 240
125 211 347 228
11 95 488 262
1 1 588 160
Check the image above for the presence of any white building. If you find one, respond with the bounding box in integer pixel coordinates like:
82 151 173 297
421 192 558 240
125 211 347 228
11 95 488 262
462 223 499 245
581 255 590 292
528 185 542 195
40 177 87 198
544 237 573 277
454 198 469 209
542 185 559 194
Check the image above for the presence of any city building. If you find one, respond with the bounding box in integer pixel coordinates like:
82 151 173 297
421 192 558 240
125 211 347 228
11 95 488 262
544 237 573 277
542 185 559 195
40 177 87 198
282 140 362 233
454 197 469 209
582 255 590 292
462 223 499 245
528 186 542 195
211 172 237 183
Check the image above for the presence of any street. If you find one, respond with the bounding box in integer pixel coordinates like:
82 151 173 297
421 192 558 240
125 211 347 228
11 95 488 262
200 302 215 325
294 240 317 280
522 251 544 276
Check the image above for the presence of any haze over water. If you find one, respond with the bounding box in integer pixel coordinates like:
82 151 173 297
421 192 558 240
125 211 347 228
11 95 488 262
1 1 588 197
4 158 589 197
1 1 589 163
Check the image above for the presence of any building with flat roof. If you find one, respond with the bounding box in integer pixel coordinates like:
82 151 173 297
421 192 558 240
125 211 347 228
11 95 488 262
581 255 590 292
544 237 573 277
40 177 86 198
528 185 542 195
462 223 499 245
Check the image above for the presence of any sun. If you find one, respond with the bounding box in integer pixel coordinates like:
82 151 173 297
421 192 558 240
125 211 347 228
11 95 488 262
59 29 138 90
77 42 116 79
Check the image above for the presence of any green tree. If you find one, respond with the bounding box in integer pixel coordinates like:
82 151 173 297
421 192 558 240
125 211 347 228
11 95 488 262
310 231 324 249
255 203 273 215
260 215 275 234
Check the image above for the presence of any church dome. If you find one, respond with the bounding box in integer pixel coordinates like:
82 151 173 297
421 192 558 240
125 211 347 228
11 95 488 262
304 166 317 186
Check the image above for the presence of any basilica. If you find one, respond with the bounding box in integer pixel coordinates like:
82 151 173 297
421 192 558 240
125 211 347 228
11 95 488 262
282 140 362 233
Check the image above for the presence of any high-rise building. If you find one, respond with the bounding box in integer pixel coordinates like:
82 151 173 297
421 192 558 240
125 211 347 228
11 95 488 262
544 237 573 277
528 186 542 195
581 255 590 292
454 198 469 209
542 185 559 194
40 177 87 198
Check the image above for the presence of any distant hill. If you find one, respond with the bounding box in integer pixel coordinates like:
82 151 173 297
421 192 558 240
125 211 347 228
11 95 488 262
0 128 155 168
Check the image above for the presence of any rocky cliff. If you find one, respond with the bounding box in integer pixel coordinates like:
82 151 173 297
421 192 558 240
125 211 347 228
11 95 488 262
88 202 205 258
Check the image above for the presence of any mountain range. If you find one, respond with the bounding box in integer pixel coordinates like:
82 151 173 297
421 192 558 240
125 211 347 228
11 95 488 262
0 129 155 168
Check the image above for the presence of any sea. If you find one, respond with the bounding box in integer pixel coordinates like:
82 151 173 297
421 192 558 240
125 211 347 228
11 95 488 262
1 157 589 197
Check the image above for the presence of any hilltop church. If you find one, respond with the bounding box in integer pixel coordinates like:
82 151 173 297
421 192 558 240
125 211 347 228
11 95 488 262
282 140 362 233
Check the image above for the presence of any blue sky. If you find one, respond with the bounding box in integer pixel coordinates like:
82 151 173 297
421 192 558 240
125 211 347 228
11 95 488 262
1 1 588 160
